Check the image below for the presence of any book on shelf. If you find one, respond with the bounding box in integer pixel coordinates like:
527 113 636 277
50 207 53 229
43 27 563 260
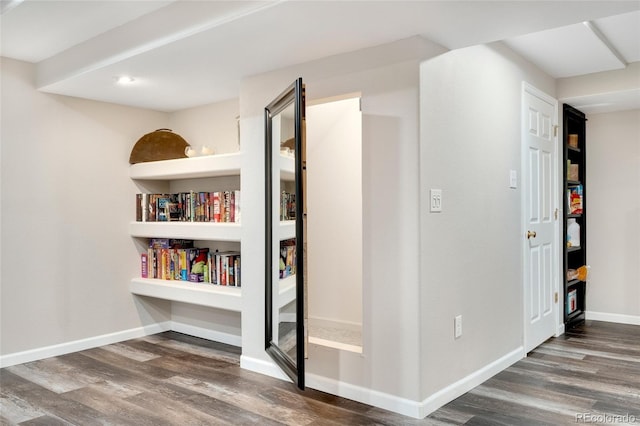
280 191 296 220
211 250 241 287
279 239 296 279
188 248 209 282
140 242 240 287
135 190 241 223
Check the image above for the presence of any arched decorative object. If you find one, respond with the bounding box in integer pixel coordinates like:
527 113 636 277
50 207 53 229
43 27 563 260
129 129 189 164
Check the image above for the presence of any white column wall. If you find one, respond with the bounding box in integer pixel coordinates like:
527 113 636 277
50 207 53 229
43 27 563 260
419 42 555 406
239 37 447 409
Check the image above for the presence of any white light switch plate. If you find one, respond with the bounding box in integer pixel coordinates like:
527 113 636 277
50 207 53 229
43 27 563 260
509 170 517 189
430 189 442 212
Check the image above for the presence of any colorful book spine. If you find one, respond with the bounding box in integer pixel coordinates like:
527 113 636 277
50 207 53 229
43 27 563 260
141 253 148 278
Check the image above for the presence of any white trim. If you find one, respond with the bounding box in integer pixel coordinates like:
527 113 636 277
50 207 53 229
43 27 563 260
0 322 170 368
307 337 362 354
586 311 640 326
556 323 566 337
240 354 290 381
306 372 422 419
418 346 524 418
170 321 241 347
278 312 296 323
306 347 523 419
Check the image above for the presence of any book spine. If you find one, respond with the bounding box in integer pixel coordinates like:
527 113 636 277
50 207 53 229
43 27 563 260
213 192 221 222
190 190 196 222
235 256 240 287
230 192 235 223
222 191 229 223
234 190 241 223
136 194 142 222
142 193 148 222
141 253 148 278
179 249 188 281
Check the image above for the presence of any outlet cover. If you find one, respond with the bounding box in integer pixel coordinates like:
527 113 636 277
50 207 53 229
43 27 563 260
454 315 463 338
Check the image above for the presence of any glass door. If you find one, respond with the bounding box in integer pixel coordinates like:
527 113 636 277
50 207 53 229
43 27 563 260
264 78 307 389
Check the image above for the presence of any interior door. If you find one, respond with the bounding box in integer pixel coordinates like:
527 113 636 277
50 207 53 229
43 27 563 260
264 78 307 389
522 83 558 353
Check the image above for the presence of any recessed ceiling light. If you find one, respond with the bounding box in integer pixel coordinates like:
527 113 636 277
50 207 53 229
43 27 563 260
114 76 136 85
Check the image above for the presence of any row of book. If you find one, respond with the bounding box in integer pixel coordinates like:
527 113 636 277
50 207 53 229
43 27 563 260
141 239 240 286
281 191 296 221
136 191 240 223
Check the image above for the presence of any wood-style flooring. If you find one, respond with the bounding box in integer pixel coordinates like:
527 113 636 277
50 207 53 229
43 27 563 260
2 320 639 425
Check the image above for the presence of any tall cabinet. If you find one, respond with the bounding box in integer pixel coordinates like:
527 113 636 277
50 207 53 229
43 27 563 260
563 104 587 328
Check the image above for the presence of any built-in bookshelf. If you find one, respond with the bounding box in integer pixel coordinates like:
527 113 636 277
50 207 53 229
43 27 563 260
129 153 244 311
563 104 587 328
129 152 299 313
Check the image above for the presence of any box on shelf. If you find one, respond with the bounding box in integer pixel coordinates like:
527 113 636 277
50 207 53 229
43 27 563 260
568 185 583 214
568 164 579 181
568 134 579 148
567 289 578 314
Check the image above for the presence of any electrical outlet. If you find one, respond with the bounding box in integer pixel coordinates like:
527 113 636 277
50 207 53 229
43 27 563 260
430 189 442 212
454 315 463 339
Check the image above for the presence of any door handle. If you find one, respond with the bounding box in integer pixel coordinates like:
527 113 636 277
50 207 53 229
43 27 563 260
527 230 537 239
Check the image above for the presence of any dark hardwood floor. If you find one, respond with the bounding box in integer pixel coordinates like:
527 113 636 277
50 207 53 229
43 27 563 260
2 320 639 425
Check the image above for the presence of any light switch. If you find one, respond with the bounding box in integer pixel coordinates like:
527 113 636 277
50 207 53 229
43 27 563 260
509 170 517 189
430 189 442 212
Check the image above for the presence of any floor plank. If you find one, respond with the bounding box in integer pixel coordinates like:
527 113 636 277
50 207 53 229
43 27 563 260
1 320 638 425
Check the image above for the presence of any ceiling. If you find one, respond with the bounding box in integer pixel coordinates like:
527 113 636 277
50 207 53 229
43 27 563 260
1 0 639 113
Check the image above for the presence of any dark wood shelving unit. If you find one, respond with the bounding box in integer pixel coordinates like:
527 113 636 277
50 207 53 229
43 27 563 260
563 104 587 329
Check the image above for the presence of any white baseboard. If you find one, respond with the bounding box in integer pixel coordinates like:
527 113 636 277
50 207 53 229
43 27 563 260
170 321 241 347
306 372 422 418
585 311 640 326
0 320 242 368
240 354 290 382
417 346 524 419
306 347 524 419
0 322 171 368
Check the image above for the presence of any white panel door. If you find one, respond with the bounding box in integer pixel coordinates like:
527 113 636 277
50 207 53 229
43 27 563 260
523 84 558 353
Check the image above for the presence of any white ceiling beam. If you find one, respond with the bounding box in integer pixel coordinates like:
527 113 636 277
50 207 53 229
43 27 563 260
36 1 282 90
0 0 24 15
583 20 628 68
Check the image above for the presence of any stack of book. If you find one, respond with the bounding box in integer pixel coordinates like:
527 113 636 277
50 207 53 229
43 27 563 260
141 238 240 286
136 190 240 223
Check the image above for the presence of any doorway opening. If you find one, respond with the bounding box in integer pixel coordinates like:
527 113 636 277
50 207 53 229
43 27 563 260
306 95 363 353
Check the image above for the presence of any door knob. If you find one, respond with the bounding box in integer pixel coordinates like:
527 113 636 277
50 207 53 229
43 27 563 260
527 230 537 239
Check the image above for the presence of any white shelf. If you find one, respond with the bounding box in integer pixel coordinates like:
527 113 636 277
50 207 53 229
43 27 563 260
129 150 244 316
280 154 295 181
130 153 242 180
279 220 295 240
130 221 241 241
278 275 296 308
130 278 242 312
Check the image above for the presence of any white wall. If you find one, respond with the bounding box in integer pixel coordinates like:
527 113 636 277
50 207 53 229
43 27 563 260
585 109 640 323
0 58 170 360
168 99 240 155
307 98 362 326
238 36 447 412
419 42 555 407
